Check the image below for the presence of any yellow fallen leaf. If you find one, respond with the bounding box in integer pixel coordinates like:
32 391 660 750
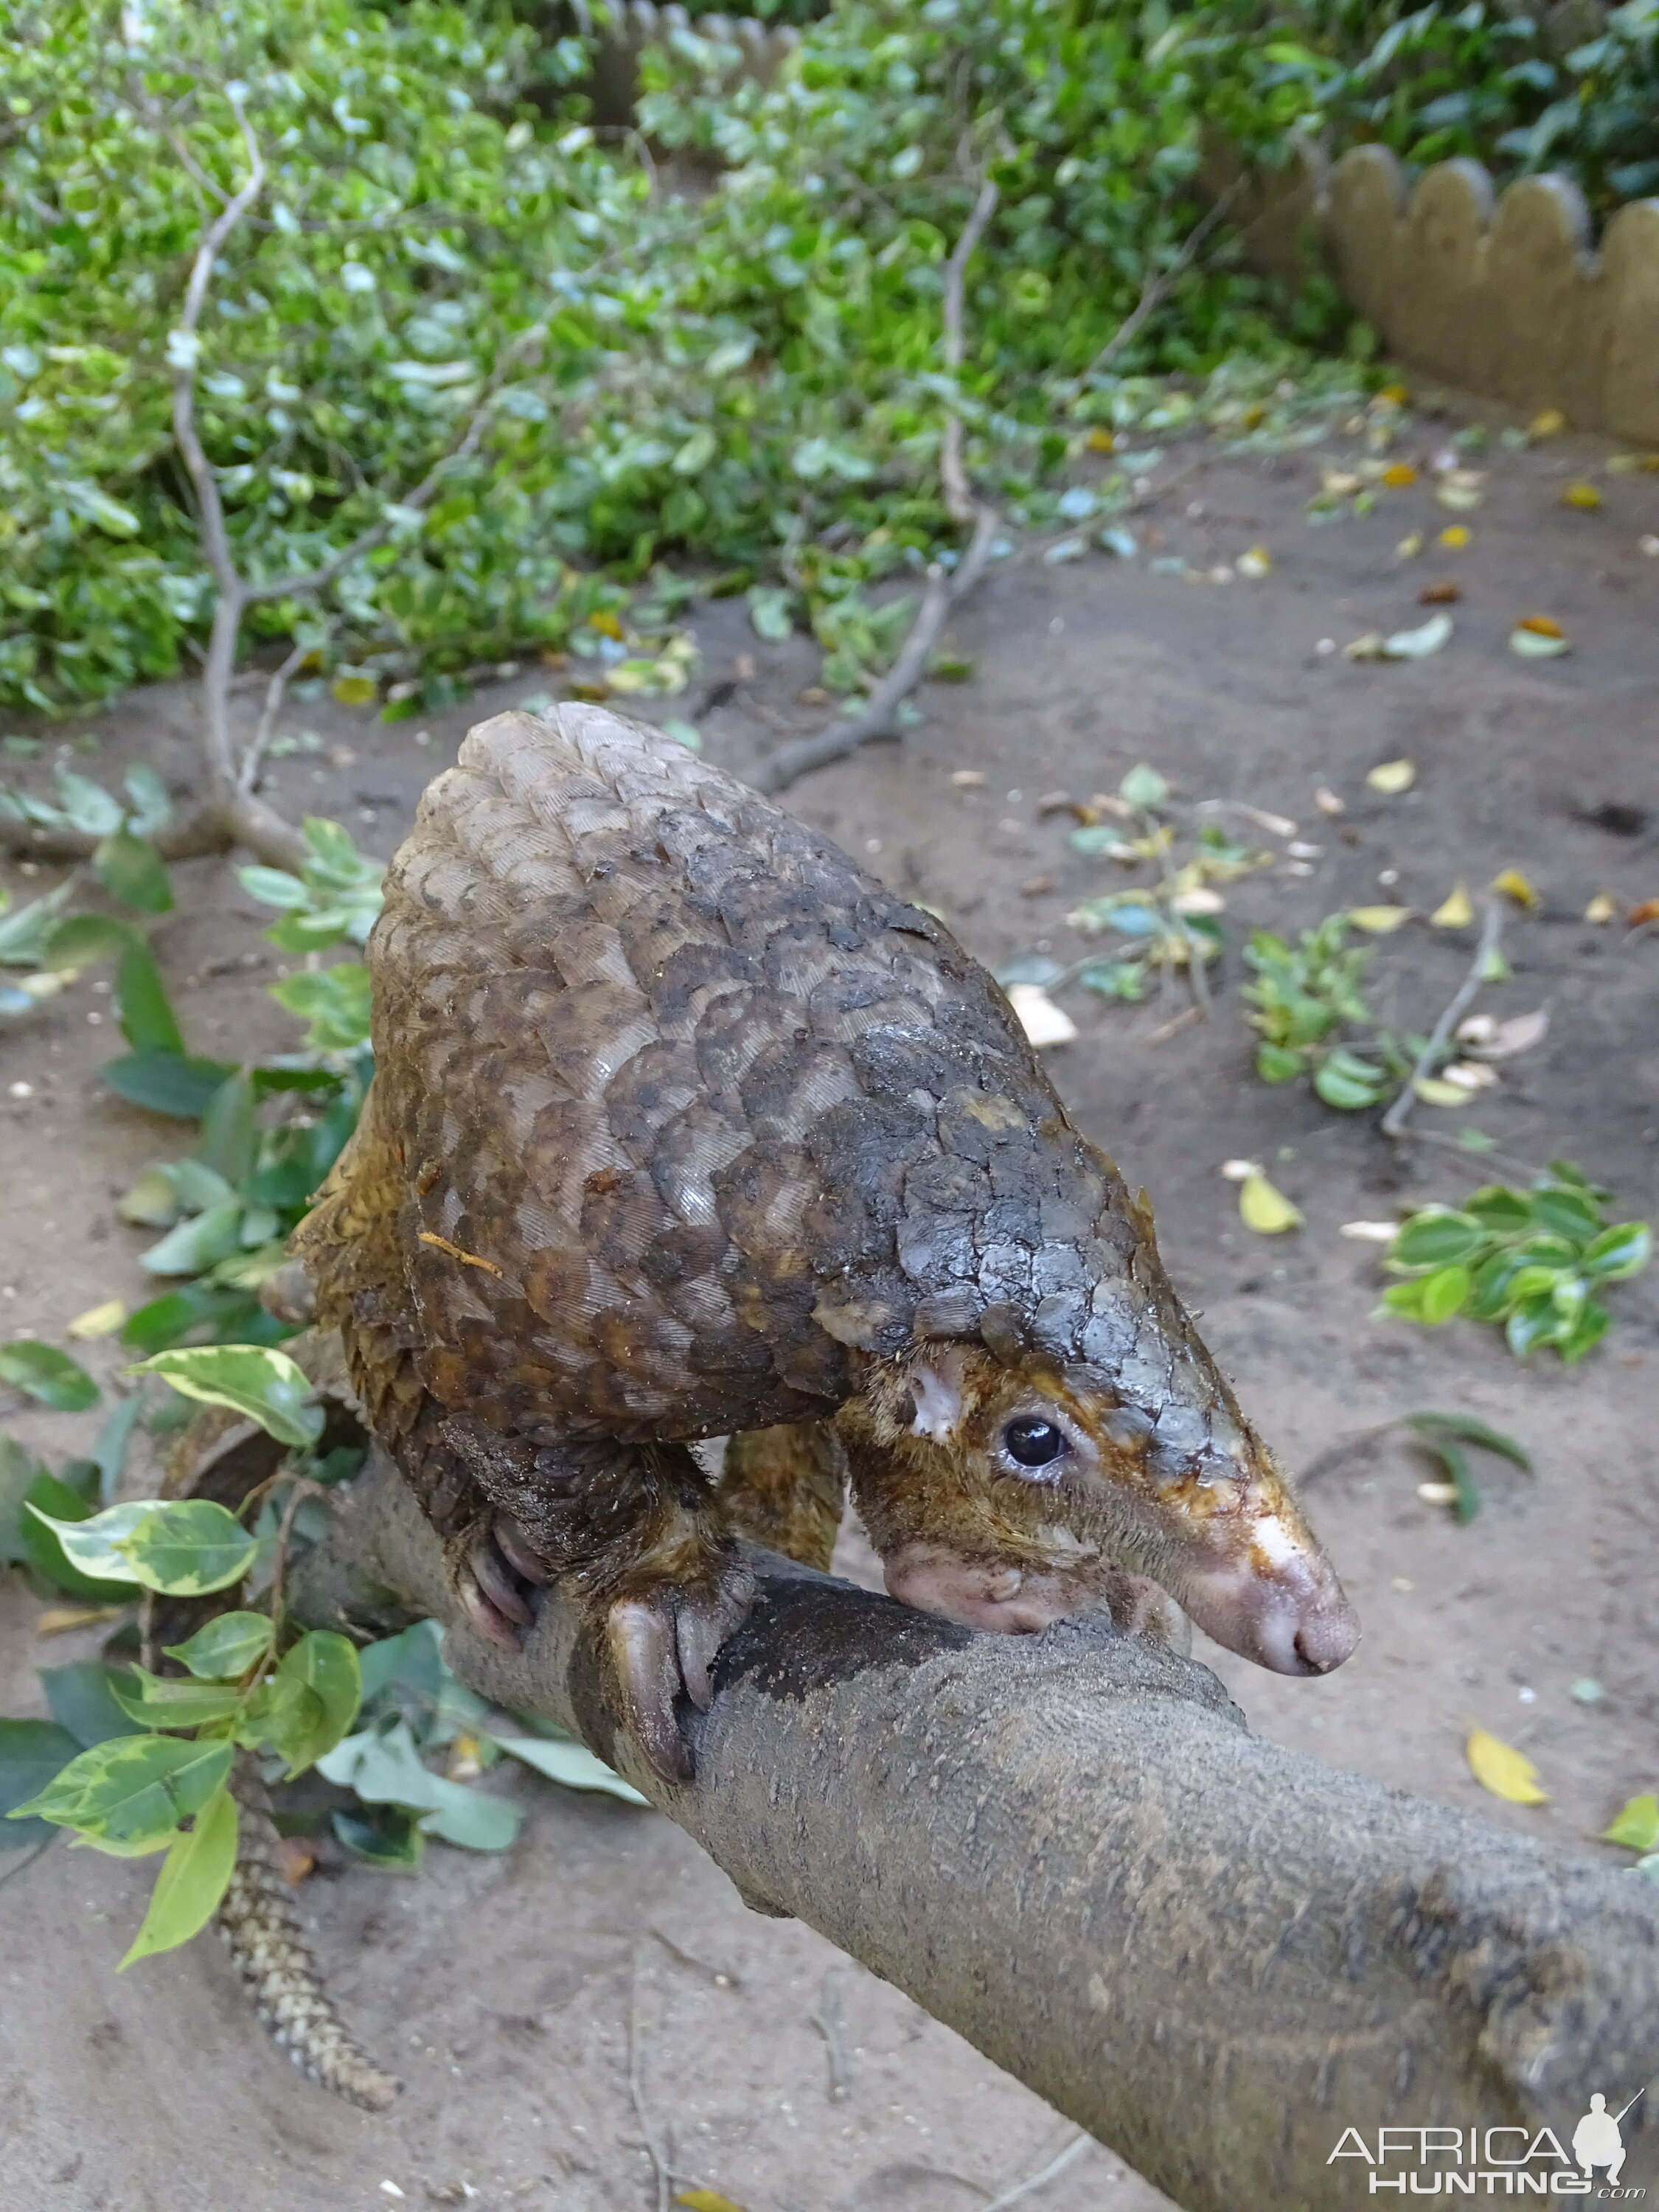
1437 525 1472 549
35 1604 127 1637
1528 408 1566 438
66 1298 126 1340
588 609 626 640
1348 905 1413 933
1584 891 1617 924
1366 758 1416 795
1430 885 1473 928
1239 1173 1301 1234
678 2194 751 2212
1086 428 1115 453
1492 868 1538 909
1413 1076 1470 1107
1379 382 1410 406
1395 530 1424 559
1561 481 1602 510
1381 462 1418 487
330 673 376 706
1236 545 1272 578
1466 1728 1548 1806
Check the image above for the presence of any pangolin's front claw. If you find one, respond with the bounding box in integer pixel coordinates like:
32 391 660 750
607 1554 757 1784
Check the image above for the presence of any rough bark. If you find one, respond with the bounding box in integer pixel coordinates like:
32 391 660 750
291 1445 1659 2212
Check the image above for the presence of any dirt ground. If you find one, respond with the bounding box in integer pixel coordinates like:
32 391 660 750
2 389 1657 2212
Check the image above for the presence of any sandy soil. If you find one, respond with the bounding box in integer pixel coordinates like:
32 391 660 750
1 389 1656 2212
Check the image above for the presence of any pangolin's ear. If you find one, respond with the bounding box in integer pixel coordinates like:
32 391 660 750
908 1348 969 1441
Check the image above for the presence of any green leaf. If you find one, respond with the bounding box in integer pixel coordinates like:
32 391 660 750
103 1051 238 1119
118 1784 238 1969
331 1803 425 1871
1417 1435 1481 1523
25 1498 155 1583
0 1435 45 1564
1581 1222 1651 1281
0 1338 98 1411
195 1071 258 1186
18 1478 142 1601
94 827 173 914
114 1499 259 1596
109 1667 246 1731
131 1345 324 1449
1419 1265 1472 1324
1403 1413 1531 1471
1379 1278 1430 1320
9 1733 231 1846
0 1717 80 1850
164 1611 274 1681
140 1200 247 1277
41 1661 147 1747
1557 1301 1611 1366
236 866 310 911
271 1631 362 1770
490 1732 649 1805
1506 1293 1570 1357
268 963 373 1051
1462 1185 1534 1234
1388 1211 1487 1270
1526 1185 1603 1245
1255 1042 1303 1083
1118 762 1168 810
316 1720 521 1850
1312 1054 1386 1110
115 938 184 1055
1603 1794 1659 1854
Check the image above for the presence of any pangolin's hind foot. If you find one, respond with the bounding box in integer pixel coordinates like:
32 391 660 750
606 1545 757 1785
453 1512 551 1651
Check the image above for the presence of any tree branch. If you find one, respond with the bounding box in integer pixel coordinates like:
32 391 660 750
286 1441 1659 2211
1083 181 1246 382
1380 897 1506 1139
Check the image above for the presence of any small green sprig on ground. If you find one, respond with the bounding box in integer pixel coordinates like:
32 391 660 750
1241 912 1422 1108
1379 1163 1652 1363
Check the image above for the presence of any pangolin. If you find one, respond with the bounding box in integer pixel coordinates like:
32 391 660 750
295 706 1357 1779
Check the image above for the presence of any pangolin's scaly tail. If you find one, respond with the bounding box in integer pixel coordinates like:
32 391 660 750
218 1761 401 2112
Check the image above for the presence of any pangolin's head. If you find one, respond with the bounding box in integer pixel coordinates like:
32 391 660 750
839 1244 1357 1678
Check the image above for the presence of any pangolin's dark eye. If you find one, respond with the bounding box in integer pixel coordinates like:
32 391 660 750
1002 1417 1067 1470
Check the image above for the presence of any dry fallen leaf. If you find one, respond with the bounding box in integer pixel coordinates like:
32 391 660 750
1419 581 1461 605
1458 1008 1549 1060
678 2192 752 2212
1642 535 1659 558
950 768 986 787
1321 469 1362 496
1170 886 1225 916
1441 1060 1498 1091
1396 530 1425 558
1561 481 1602 510
1006 984 1078 1048
1347 905 1413 933
1220 1158 1261 1182
1584 891 1617 924
1430 884 1474 928
1366 758 1416 795
1528 407 1566 439
1086 428 1116 453
1492 868 1539 909
1466 1728 1548 1806
1417 1481 1459 1506
66 1298 126 1340
1435 483 1483 512
1517 613 1565 637
1339 1220 1399 1242
1313 786 1346 815
1437 525 1472 549
276 1836 318 1886
1381 462 1418 487
1239 1172 1302 1234
1629 898 1659 928
1237 545 1272 579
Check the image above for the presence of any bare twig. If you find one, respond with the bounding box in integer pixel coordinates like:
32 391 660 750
1380 898 1505 1139
266 1474 327 1633
940 175 1001 526
0 808 230 865
812 1967 851 2101
238 635 314 795
629 1944 670 2212
982 2132 1092 2212
1396 1126 1548 1183
751 178 1004 796
1084 181 1245 381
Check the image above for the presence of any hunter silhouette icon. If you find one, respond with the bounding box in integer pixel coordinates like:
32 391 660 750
1573 2090 1644 2185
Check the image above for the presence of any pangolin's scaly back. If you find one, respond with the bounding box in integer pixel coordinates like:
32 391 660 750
300 707 1186 1447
